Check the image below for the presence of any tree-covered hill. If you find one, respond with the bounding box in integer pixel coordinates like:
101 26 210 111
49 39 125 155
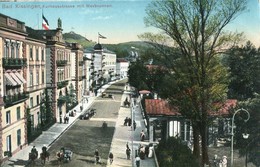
63 31 153 58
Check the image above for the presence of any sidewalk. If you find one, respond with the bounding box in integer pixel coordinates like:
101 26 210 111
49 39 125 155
3 83 113 167
108 86 157 167
3 80 157 167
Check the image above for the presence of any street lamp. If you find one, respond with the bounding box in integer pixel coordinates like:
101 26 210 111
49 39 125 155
230 108 250 167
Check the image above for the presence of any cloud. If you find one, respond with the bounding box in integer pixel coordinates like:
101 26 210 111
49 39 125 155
92 15 113 20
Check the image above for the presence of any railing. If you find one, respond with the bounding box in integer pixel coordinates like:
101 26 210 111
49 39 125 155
4 92 29 107
57 80 69 89
79 61 84 66
2 58 27 68
56 60 68 66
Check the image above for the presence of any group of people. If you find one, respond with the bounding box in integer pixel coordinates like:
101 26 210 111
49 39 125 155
30 145 49 164
93 149 114 165
124 117 132 126
63 115 69 123
213 155 228 167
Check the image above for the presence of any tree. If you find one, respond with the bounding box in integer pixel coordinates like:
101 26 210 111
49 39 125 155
235 95 260 167
128 59 149 91
225 41 260 100
156 137 200 167
142 0 246 165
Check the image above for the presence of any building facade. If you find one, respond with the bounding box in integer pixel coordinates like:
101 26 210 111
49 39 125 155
0 14 28 160
0 14 86 162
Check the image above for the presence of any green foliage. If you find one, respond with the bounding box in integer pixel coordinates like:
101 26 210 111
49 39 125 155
128 59 149 91
225 41 260 100
156 137 200 167
236 95 260 167
143 0 246 164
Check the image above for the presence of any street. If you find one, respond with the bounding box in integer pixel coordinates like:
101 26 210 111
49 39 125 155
40 81 126 167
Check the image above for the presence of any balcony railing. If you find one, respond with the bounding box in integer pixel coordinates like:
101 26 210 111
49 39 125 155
57 80 69 89
4 92 29 107
56 60 68 66
3 58 27 68
79 61 84 66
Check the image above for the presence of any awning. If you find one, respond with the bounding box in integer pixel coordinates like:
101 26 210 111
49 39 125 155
4 73 18 86
14 72 27 84
10 72 23 85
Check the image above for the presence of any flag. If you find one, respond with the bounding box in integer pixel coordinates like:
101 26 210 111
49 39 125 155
42 14 49 30
98 33 106 39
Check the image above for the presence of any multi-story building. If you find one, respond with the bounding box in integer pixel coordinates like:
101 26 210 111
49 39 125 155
0 14 28 160
25 27 46 133
70 43 84 105
116 58 129 79
0 14 87 163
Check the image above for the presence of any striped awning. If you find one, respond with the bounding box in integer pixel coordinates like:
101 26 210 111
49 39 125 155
14 72 26 84
10 72 23 85
5 73 18 86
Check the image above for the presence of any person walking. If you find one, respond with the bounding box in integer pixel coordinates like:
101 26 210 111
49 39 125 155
126 148 131 160
108 152 113 165
133 120 136 131
94 149 100 164
140 130 145 141
222 156 227 167
135 155 141 167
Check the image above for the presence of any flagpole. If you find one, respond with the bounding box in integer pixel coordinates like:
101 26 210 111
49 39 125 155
37 13 39 30
98 32 100 44
42 9 43 30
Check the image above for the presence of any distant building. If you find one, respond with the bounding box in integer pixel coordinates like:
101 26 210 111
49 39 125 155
116 58 129 79
84 43 117 95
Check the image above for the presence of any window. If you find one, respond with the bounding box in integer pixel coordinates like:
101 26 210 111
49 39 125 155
6 135 12 152
30 47 33 60
36 72 39 85
17 129 21 146
42 70 44 84
36 48 39 61
11 44 15 58
37 95 39 105
31 115 34 128
30 72 33 86
16 107 21 120
41 49 44 61
4 42 9 58
16 43 20 58
6 111 11 124
30 97 33 108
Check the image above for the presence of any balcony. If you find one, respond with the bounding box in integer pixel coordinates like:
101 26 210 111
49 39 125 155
56 60 68 66
3 58 27 69
79 61 84 66
4 92 29 107
57 80 69 89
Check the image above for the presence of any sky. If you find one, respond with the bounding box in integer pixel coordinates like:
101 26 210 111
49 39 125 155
0 0 260 46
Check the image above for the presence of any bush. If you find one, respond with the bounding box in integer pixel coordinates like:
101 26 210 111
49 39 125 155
156 137 199 167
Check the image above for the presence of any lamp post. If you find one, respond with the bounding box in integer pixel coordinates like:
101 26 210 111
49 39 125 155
242 133 249 167
230 108 250 167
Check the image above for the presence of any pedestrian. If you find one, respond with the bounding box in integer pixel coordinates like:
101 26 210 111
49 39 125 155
133 121 136 131
145 145 149 157
108 152 113 165
31 146 38 158
124 117 128 126
222 156 227 167
135 155 141 167
63 115 66 123
140 130 145 141
126 142 129 149
128 117 132 126
126 148 131 160
94 149 100 164
213 154 219 167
